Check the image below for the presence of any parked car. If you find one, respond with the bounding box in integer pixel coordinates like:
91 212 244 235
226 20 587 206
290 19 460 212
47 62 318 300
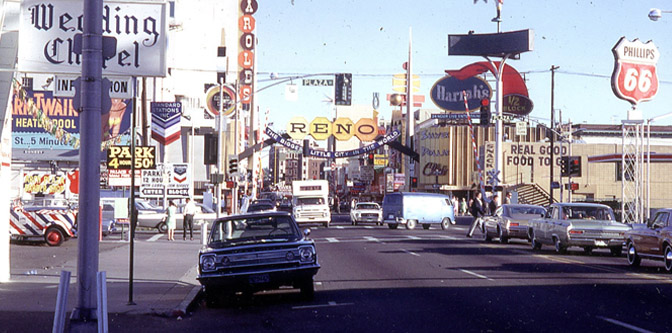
528 203 630 255
350 202 383 226
10 201 77 246
137 202 216 233
247 202 276 213
382 192 456 230
482 204 547 243
101 203 117 236
624 208 672 272
197 211 320 307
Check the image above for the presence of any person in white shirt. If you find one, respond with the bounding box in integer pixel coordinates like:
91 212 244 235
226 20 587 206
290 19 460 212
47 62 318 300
183 198 197 240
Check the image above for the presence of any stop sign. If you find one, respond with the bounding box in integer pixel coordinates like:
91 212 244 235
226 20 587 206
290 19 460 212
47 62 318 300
611 37 660 105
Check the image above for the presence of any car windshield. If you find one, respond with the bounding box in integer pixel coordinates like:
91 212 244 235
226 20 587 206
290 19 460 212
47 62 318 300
198 204 215 214
297 197 324 205
137 200 162 210
209 215 300 246
509 206 546 219
357 204 379 210
562 206 615 221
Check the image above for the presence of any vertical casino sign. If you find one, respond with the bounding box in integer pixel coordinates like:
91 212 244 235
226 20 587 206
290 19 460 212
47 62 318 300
611 37 660 105
239 0 258 110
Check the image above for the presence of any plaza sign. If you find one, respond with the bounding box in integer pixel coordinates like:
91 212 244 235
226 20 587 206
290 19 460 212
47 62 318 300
611 37 659 105
430 75 492 112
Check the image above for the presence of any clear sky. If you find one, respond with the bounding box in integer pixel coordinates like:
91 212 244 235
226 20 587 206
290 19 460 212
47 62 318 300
252 0 672 131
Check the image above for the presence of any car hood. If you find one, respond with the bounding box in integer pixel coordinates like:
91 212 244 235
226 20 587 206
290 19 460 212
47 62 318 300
353 209 381 214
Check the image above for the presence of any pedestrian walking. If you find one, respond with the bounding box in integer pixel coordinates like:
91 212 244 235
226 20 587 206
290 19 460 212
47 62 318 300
467 192 486 237
488 194 500 216
451 196 459 217
459 198 468 216
183 198 197 241
166 201 177 241
504 192 512 205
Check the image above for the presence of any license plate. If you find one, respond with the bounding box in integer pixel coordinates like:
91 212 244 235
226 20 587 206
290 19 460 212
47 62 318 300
595 240 607 246
248 274 270 284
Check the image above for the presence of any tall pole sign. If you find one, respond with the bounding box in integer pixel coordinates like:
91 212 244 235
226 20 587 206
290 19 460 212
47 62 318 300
611 37 659 106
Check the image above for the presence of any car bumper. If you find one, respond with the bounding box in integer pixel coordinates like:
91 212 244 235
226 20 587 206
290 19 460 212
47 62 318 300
198 265 320 291
566 237 624 248
504 226 530 239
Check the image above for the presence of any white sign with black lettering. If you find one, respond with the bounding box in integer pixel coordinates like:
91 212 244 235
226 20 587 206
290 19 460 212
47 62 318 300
54 75 133 98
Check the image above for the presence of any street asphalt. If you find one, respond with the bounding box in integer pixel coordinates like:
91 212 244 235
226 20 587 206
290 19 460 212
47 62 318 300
0 233 204 332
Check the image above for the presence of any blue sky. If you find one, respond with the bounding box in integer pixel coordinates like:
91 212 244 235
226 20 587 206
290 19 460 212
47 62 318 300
253 0 672 130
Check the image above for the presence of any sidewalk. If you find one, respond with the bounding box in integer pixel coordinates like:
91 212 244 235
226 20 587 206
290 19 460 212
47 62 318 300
1 236 203 327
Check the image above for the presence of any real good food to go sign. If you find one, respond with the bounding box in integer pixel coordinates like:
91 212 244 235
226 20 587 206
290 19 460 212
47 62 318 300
611 37 659 105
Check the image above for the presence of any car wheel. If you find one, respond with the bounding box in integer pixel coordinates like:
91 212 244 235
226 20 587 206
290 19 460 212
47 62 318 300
44 227 65 247
299 277 315 300
483 228 492 242
664 245 672 273
497 226 509 244
406 220 417 230
422 224 430 230
157 222 168 233
441 218 451 230
626 242 641 267
610 246 623 257
583 247 593 255
554 237 567 254
388 223 398 229
530 230 542 250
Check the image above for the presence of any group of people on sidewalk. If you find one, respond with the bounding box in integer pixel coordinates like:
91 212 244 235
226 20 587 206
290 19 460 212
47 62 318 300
164 198 197 241
466 191 511 238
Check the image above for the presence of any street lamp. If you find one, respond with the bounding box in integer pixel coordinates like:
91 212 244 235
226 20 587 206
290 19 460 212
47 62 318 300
648 8 672 21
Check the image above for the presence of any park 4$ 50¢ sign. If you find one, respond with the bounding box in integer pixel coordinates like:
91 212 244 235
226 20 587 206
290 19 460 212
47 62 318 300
611 37 659 105
107 145 156 169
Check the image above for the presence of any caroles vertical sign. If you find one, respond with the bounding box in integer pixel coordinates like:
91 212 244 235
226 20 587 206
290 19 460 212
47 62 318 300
239 0 257 109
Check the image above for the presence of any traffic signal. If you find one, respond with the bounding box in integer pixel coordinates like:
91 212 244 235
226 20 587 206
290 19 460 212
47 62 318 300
203 133 218 165
569 156 581 177
560 156 570 177
302 139 310 156
367 153 374 165
410 177 418 188
228 157 238 175
334 73 352 106
479 98 491 126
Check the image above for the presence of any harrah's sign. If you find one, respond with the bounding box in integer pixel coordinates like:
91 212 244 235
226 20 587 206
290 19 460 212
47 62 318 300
18 0 167 77
430 75 492 112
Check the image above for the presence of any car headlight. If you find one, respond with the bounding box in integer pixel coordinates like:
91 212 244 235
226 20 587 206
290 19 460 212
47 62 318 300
298 246 315 263
201 255 216 271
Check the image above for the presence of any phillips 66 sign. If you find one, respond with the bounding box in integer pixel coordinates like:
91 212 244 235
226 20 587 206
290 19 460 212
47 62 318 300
611 37 660 105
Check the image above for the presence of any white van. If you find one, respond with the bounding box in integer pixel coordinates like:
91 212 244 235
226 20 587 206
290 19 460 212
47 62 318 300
292 180 331 227
382 192 456 230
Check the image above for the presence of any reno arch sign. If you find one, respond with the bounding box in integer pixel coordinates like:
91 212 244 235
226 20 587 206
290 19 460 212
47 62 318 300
287 116 378 141
611 37 660 105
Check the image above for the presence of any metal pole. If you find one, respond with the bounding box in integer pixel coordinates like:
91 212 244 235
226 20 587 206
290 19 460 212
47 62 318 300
128 78 137 305
647 120 651 221
549 65 559 205
72 0 102 323
216 79 223 219
493 57 508 199
568 119 573 203
405 27 414 191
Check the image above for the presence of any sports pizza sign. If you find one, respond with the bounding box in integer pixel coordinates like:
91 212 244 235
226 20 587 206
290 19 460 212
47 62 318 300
611 37 660 105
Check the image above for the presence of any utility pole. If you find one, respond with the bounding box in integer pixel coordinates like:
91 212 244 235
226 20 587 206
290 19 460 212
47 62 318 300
71 0 103 327
405 27 414 191
549 65 559 205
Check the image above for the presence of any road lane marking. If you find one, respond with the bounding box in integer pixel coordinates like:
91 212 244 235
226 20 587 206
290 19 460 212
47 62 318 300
326 237 339 243
400 248 420 257
364 236 380 242
292 301 354 310
596 316 654 333
335 226 344 229
407 236 421 240
364 226 373 229
147 234 163 242
459 269 494 281
534 254 585 264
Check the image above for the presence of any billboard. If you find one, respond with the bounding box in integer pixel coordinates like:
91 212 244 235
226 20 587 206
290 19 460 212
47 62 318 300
11 88 131 160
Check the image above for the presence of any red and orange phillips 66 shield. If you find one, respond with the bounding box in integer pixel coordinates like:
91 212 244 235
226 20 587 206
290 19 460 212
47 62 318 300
611 37 660 105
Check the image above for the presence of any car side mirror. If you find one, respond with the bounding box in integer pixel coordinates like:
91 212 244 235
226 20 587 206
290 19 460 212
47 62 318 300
303 228 311 237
